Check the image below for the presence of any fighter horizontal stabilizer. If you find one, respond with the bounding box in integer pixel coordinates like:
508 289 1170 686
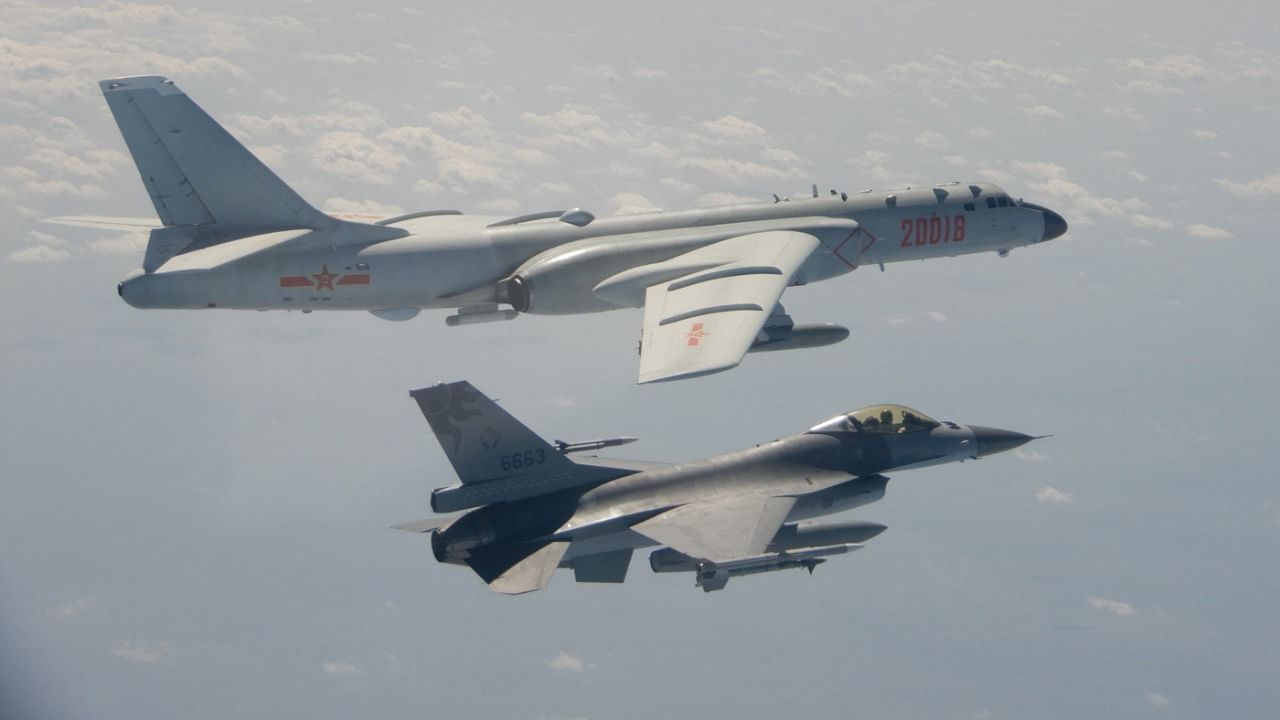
391 517 454 534
466 540 570 595
635 231 823 383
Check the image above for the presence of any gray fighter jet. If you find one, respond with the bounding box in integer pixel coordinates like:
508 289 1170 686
397 381 1037 593
57 76 1067 383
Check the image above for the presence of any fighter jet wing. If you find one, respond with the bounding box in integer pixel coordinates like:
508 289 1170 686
632 494 797 563
636 230 822 383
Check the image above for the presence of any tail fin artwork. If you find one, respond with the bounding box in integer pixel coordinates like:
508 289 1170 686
410 382 622 513
100 76 329 234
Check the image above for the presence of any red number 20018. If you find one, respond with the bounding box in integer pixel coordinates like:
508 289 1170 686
900 215 965 247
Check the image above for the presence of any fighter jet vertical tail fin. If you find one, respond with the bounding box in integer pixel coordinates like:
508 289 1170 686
410 381 579 487
99 76 331 234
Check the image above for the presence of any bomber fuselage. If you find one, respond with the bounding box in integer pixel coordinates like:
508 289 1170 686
118 182 1064 316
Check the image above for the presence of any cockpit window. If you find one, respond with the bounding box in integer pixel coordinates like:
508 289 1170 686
846 405 939 434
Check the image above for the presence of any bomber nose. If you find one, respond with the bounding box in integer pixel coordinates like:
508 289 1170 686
969 426 1036 458
1020 202 1068 241
1041 207 1068 240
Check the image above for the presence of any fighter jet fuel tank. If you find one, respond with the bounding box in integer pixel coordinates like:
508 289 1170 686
649 519 888 591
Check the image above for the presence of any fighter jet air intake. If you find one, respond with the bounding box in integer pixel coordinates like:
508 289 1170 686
59 76 1067 383
396 381 1038 594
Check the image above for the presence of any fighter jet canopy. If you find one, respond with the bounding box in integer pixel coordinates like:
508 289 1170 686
848 404 938 433
809 404 940 434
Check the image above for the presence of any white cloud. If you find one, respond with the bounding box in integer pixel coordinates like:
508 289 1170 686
676 156 799 183
113 639 172 663
89 233 148 255
9 232 71 263
1024 105 1064 120
1103 106 1149 129
49 595 99 620
548 651 587 673
629 66 670 80
1087 596 1135 617
519 107 623 148
1193 129 1218 140
698 192 757 206
1010 160 1148 224
322 197 405 217
1035 486 1074 504
577 64 622 82
1186 223 1233 240
1115 54 1211 95
309 131 403 185
1145 692 1171 709
427 107 490 133
611 192 661 215
914 131 946 149
1015 448 1049 463
748 66 877 97
299 52 375 66
322 661 363 675
700 115 768 143
1129 214 1172 229
927 311 948 323
1215 174 1280 197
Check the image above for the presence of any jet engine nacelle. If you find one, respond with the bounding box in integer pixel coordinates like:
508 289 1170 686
747 323 850 354
506 239 659 315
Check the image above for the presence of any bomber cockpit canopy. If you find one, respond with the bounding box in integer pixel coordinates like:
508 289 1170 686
808 404 940 435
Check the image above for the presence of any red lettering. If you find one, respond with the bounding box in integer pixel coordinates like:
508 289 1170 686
902 215 967 248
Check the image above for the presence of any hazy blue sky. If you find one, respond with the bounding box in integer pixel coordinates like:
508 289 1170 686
3 1 1278 718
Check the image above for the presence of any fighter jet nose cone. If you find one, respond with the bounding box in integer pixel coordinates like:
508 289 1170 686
1042 208 1068 240
970 426 1035 458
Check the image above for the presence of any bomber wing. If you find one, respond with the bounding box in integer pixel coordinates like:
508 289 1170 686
634 230 822 383
632 494 798 562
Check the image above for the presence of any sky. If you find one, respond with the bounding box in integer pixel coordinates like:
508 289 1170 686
2 1 1278 718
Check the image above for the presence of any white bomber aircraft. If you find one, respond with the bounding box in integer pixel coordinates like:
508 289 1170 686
63 76 1067 383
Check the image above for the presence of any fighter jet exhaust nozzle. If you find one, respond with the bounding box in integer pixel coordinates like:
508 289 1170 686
969 426 1036 458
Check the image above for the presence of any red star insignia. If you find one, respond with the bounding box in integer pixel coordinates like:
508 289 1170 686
311 265 337 291
686 322 709 347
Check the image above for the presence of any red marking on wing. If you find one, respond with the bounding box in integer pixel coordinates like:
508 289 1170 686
337 274 371 285
279 276 313 288
686 322 707 347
